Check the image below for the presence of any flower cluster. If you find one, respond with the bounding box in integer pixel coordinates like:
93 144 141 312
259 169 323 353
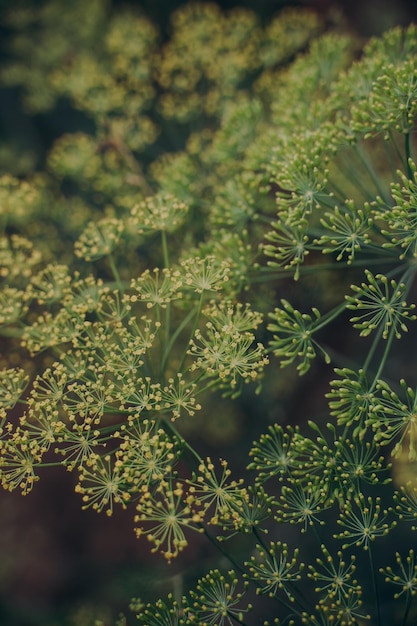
1 4 417 625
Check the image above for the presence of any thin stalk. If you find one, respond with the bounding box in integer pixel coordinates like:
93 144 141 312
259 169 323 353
385 130 404 177
0 325 25 338
252 526 270 553
335 150 377 202
354 142 390 203
161 229 170 269
227 612 250 626
159 229 172 377
388 128 408 172
368 543 381 626
311 523 324 550
315 193 339 210
164 419 204 466
160 306 198 375
107 252 124 293
362 323 385 376
194 378 222 397
405 132 412 179
203 528 304 621
254 256 399 283
402 590 412 626
310 300 348 333
369 326 396 392
36 461 65 468
200 525 246 575
176 290 205 374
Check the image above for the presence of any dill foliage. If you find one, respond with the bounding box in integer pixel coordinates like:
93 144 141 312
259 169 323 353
1 2 417 624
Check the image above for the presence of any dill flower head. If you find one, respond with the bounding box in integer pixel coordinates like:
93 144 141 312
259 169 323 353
129 267 183 309
346 270 417 339
130 194 189 234
335 493 395 550
134 480 204 561
189 569 251 626
75 453 130 517
246 541 302 600
0 368 29 410
380 549 417 599
186 457 248 527
74 217 125 261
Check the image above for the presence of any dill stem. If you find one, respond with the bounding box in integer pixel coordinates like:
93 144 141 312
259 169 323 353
368 543 381 626
164 419 204 466
176 290 205 374
227 611 250 626
402 590 412 626
355 142 390 203
107 252 124 294
161 230 171 371
200 525 245 575
369 327 395 391
405 133 412 179
160 306 196 375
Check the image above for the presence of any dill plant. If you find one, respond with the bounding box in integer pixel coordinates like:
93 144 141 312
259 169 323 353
1 2 417 625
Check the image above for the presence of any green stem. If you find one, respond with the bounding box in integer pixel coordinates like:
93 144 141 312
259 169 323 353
388 128 408 173
228 611 250 626
160 306 198 376
0 326 25 339
200 525 246 575
252 526 269 553
405 133 412 179
402 590 412 626
254 256 400 283
362 323 385 376
355 143 390 203
335 149 376 202
35 461 65 468
161 230 170 269
202 527 304 621
368 543 381 626
107 252 124 294
310 300 348 333
383 135 401 181
193 378 221 398
369 327 396 392
176 290 206 374
160 230 171 375
164 420 204 466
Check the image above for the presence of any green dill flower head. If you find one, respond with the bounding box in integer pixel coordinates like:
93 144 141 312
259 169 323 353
130 194 189 235
380 549 417 599
75 453 130 517
368 378 417 460
186 456 247 527
268 300 331 374
376 159 417 260
346 270 416 339
0 234 42 282
129 267 183 309
0 367 29 410
248 423 300 484
74 217 125 261
308 544 358 605
134 479 203 561
335 493 395 550
189 569 251 626
246 540 302 600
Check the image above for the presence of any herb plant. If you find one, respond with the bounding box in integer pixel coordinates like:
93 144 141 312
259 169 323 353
1 2 417 624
